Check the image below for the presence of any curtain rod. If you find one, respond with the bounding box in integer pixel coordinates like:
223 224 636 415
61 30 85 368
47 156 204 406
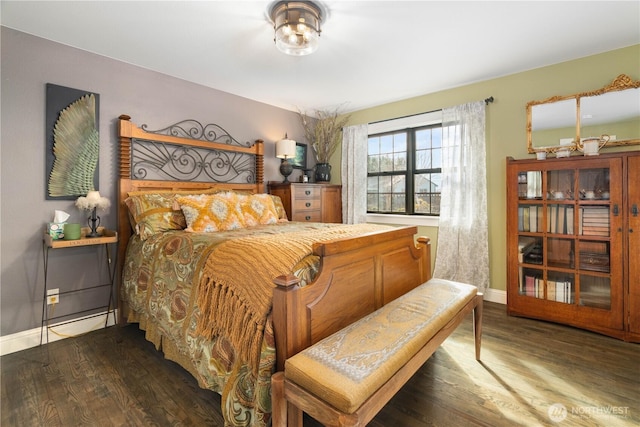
369 97 494 126
368 108 441 125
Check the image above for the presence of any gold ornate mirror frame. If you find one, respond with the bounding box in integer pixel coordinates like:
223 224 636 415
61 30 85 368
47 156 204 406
527 74 640 154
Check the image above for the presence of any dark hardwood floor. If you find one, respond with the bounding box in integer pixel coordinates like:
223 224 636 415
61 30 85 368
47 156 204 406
2 302 638 426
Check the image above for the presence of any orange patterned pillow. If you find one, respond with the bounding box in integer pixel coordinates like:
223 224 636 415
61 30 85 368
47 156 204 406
239 193 280 226
124 188 222 239
270 195 288 221
177 192 246 232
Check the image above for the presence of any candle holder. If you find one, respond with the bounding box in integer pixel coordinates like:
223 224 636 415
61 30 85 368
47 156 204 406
87 207 101 237
75 191 110 238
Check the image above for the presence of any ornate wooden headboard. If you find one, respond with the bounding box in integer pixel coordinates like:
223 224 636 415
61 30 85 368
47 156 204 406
116 114 264 281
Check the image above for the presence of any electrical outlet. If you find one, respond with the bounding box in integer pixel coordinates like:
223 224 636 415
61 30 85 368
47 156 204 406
46 288 59 305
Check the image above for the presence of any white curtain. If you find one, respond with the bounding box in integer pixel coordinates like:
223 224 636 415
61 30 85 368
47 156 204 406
341 124 368 224
433 101 490 293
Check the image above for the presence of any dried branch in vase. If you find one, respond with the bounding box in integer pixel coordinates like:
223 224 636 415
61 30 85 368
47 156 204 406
297 106 351 164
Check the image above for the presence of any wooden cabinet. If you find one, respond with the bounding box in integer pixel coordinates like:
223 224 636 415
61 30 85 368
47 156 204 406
268 182 342 223
506 152 639 342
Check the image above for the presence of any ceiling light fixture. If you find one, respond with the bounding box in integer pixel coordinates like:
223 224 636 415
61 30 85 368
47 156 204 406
269 1 324 56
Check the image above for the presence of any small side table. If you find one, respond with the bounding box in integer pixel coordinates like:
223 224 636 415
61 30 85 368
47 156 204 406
41 226 118 346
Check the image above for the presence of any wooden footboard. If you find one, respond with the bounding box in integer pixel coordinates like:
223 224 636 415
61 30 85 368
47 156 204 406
272 225 431 371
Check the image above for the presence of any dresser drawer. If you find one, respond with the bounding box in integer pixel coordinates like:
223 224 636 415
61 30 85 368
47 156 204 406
293 198 321 211
294 186 321 200
292 210 322 222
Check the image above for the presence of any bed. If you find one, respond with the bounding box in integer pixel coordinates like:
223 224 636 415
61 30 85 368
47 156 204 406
116 115 431 427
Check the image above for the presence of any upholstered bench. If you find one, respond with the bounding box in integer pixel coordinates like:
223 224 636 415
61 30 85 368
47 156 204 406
272 278 483 427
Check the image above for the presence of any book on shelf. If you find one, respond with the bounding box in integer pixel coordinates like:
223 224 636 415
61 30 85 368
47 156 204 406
548 205 557 233
529 207 537 232
582 206 610 217
547 205 574 234
525 275 535 297
582 227 610 237
552 280 573 303
555 280 564 303
518 207 524 231
547 280 556 301
519 266 524 293
558 206 566 234
580 206 610 235
519 206 545 232
582 216 610 223
526 171 542 199
536 277 544 299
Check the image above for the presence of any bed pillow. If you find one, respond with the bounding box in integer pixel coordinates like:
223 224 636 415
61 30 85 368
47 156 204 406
177 192 246 232
124 188 221 240
270 195 288 221
240 193 280 226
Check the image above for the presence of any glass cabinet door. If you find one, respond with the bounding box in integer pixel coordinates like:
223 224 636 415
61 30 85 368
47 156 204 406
507 154 626 337
512 160 618 309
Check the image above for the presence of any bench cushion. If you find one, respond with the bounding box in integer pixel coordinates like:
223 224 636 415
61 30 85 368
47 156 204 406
284 278 477 414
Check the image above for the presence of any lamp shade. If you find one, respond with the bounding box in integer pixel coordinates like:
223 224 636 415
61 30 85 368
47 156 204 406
86 190 102 205
276 137 297 159
75 190 111 211
270 1 323 56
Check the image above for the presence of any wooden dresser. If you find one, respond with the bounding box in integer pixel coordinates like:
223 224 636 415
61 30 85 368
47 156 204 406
268 182 342 223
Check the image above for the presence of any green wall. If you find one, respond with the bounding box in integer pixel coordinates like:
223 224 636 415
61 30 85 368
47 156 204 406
337 44 639 292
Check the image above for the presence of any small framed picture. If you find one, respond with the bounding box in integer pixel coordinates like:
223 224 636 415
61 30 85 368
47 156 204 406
291 142 307 169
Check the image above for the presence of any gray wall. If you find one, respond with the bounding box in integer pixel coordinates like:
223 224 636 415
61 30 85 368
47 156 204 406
1 27 307 336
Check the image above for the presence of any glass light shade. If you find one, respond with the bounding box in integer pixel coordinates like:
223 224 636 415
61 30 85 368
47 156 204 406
276 137 297 159
271 1 322 56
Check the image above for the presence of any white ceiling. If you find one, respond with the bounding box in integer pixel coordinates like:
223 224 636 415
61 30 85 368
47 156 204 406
2 1 639 113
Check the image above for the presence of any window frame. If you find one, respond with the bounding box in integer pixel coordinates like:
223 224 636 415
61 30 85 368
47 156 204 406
366 110 443 221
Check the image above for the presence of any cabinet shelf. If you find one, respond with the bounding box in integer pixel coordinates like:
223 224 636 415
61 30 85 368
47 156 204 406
507 152 640 342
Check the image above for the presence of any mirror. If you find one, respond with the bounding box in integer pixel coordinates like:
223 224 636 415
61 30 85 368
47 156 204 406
530 98 578 151
581 87 640 144
527 74 640 154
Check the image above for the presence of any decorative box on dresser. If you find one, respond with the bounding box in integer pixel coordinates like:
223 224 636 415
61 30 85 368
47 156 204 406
268 182 342 223
506 151 640 342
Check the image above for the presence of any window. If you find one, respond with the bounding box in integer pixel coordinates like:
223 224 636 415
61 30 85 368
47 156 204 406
367 112 442 216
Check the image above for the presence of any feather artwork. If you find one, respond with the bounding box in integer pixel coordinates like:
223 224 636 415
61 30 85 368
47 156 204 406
48 94 99 197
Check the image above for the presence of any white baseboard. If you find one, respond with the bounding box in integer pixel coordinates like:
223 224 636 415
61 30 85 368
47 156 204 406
0 310 118 356
483 288 506 305
1 291 505 357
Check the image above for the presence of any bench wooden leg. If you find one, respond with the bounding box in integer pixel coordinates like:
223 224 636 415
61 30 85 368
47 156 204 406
473 294 483 361
272 372 304 427
272 372 287 427
287 402 304 427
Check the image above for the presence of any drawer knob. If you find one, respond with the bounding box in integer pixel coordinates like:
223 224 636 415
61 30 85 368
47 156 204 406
305 216 311 221
305 202 311 207
305 190 311 195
